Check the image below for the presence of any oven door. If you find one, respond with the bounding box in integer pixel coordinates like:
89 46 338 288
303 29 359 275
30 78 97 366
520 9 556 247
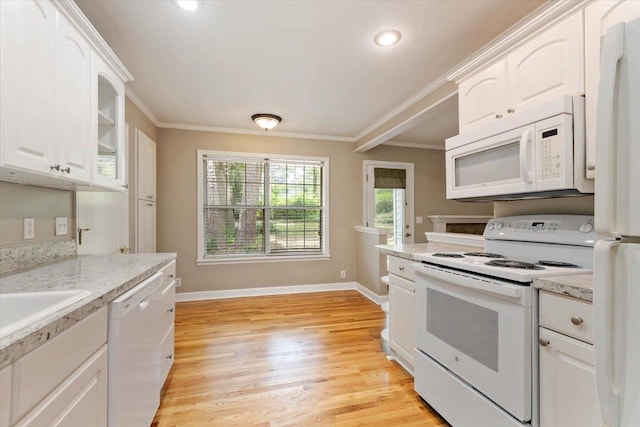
446 124 535 199
414 263 532 422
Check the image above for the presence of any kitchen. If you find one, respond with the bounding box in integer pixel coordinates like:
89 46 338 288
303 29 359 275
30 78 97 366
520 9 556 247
0 0 638 426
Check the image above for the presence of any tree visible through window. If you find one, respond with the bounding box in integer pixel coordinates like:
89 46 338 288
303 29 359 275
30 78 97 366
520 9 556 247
199 152 327 259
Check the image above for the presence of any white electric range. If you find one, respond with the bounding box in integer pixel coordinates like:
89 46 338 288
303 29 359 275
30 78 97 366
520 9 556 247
412 215 598 427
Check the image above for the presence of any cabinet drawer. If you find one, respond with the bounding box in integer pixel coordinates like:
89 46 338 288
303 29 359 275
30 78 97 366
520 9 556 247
539 291 593 344
388 256 414 281
12 307 107 424
160 324 174 386
160 260 176 288
161 281 176 331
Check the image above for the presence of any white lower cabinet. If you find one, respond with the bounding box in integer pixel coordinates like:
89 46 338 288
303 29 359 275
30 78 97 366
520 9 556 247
387 256 415 373
0 365 11 427
538 291 598 427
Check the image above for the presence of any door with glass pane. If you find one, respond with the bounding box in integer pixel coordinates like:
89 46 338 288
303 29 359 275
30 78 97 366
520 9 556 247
446 124 535 199
365 162 413 244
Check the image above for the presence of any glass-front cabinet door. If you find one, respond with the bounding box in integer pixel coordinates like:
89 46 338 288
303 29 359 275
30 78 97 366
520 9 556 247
91 50 125 190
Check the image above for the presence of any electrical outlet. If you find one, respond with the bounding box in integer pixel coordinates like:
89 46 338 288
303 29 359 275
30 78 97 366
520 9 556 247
340 270 346 279
23 218 35 239
55 217 68 236
175 278 182 287
416 216 423 224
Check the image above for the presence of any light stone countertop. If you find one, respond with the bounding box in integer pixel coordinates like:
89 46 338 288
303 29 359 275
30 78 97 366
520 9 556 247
0 253 176 368
533 274 593 302
376 242 482 260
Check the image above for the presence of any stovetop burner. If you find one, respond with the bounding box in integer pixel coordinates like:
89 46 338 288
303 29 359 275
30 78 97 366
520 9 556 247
537 260 580 268
432 253 465 258
485 259 545 270
463 252 505 258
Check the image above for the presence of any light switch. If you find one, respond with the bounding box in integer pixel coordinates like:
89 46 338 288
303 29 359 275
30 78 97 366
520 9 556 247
23 218 35 239
55 217 68 236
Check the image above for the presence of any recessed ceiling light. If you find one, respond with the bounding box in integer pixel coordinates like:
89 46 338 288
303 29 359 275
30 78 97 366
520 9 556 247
175 0 200 12
374 30 402 47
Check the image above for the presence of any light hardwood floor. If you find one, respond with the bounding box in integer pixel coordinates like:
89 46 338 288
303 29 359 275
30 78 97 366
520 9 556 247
152 290 448 426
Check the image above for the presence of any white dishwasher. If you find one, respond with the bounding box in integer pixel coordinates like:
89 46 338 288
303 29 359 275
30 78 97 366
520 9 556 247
108 272 163 427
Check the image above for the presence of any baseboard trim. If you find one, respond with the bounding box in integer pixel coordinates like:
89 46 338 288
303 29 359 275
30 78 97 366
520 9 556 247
176 281 388 305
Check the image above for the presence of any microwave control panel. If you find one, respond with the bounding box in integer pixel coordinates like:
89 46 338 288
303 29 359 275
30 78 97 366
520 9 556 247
537 126 563 180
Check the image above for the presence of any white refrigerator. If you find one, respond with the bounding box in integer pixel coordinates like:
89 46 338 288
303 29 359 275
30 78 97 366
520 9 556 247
593 17 640 427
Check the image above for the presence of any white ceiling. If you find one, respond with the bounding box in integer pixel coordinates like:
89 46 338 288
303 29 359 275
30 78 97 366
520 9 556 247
76 0 544 142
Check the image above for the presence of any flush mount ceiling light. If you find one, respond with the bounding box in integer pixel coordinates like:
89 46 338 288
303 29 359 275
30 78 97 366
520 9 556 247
252 114 282 131
374 29 402 47
175 0 200 12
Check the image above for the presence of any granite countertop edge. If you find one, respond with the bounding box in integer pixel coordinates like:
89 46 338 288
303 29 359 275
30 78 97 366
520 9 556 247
0 253 177 368
533 274 593 302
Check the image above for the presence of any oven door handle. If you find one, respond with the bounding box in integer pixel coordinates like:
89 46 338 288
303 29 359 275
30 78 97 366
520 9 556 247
414 264 526 302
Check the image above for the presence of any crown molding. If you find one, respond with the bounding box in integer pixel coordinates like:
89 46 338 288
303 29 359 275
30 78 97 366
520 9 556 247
157 122 355 142
55 0 133 83
447 0 592 83
384 140 445 150
125 88 160 126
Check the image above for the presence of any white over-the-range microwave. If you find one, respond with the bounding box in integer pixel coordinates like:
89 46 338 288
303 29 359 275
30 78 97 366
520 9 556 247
445 96 594 201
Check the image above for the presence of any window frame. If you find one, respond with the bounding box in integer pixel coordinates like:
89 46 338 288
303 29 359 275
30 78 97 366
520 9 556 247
196 150 330 265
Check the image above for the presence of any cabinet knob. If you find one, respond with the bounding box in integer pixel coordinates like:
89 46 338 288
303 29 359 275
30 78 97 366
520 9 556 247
147 203 153 207
495 114 503 119
405 233 411 237
507 108 515 114
61 166 71 173
122 184 129 189
168 274 174 279
539 338 550 347
148 195 154 199
587 163 596 171
167 308 174 313
398 266 405 271
166 354 173 360
570 316 584 325
50 164 61 171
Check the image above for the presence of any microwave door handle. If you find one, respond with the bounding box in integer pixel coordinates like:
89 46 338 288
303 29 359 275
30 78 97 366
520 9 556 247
595 22 624 236
519 129 532 183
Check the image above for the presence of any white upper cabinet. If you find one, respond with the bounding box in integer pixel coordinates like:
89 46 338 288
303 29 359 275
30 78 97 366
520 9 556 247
584 0 640 179
91 51 126 190
0 0 131 190
458 59 508 132
457 11 584 133
136 129 157 201
0 0 57 175
56 12 92 183
508 12 584 113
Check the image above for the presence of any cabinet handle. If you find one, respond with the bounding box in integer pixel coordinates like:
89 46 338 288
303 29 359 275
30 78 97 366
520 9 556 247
570 316 584 325
405 233 411 237
61 167 70 173
539 338 550 347
507 108 515 114
398 266 405 271
168 274 174 279
50 164 61 171
167 308 174 313
587 163 596 171
147 203 153 207
495 114 503 119
166 354 173 360
148 195 154 199
122 184 129 189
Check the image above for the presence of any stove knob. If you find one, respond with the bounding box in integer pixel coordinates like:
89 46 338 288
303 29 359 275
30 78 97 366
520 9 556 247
494 221 504 230
579 221 593 233
487 222 495 230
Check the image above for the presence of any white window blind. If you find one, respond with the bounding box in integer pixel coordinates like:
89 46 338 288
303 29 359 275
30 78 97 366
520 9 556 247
199 152 327 259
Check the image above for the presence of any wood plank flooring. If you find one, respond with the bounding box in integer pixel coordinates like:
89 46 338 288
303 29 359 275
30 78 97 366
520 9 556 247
152 291 448 426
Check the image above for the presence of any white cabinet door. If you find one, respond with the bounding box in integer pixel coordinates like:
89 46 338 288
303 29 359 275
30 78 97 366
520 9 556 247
137 200 156 253
0 0 56 174
160 324 175 387
584 0 640 179
15 346 108 427
458 59 508 133
508 11 584 114
56 12 92 183
136 129 157 202
0 365 10 427
389 273 415 370
539 328 598 427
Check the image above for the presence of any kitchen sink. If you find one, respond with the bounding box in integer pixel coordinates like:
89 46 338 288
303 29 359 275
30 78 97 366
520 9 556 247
0 290 91 339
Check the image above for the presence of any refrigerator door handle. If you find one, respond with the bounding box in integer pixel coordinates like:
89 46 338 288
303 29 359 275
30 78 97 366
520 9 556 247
594 239 621 427
594 22 625 237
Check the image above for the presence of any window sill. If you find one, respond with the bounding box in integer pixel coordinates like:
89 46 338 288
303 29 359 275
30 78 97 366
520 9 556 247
196 254 332 266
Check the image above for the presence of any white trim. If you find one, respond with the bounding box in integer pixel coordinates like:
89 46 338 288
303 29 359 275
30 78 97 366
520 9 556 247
384 141 445 150
446 0 591 82
125 89 160 126
196 150 330 262
354 226 389 235
159 122 354 142
175 281 388 305
354 90 457 152
425 232 485 247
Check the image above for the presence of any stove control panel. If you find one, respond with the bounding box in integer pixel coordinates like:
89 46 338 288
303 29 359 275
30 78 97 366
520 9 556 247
484 215 597 247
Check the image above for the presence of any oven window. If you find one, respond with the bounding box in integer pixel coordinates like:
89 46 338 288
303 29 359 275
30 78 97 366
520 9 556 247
455 142 520 187
427 289 499 372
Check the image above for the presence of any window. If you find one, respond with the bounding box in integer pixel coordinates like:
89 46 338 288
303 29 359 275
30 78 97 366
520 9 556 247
197 150 329 263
